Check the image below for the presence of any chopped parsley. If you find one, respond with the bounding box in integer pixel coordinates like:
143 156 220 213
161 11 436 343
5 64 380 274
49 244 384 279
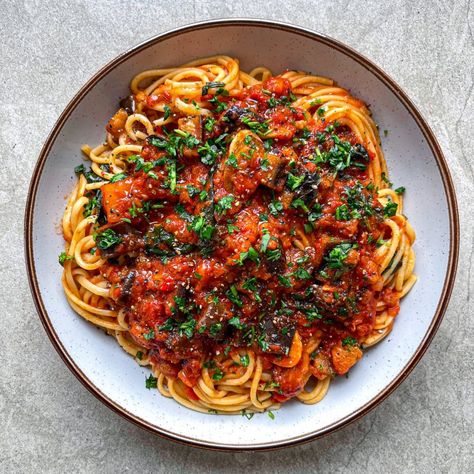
383 200 398 218
227 285 243 307
209 323 223 337
226 153 238 169
335 204 350 221
325 243 356 270
204 117 216 132
143 328 155 340
58 252 73 266
241 410 254 420
227 223 239 234
94 228 122 250
381 172 392 187
260 233 271 253
287 172 305 191
74 164 103 183
294 267 311 280
190 215 215 240
313 136 369 173
257 334 270 351
291 198 309 213
110 172 127 183
278 275 292 287
342 336 358 347
269 199 283 216
186 184 201 198
145 374 158 389
163 105 171 120
215 195 234 215
179 317 196 338
212 368 224 381
202 81 225 95
305 308 322 321
228 316 244 329
241 116 270 135
236 247 260 266
267 248 282 261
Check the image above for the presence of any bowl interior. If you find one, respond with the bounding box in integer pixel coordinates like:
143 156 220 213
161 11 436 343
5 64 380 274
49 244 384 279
29 22 452 448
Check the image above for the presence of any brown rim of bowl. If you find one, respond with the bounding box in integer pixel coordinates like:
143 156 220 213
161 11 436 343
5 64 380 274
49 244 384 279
24 18 459 452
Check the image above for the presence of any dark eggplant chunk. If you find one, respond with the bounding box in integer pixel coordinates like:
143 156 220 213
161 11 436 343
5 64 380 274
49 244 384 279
196 302 227 340
350 143 369 163
148 350 180 377
224 105 250 124
310 282 368 322
292 167 320 205
163 331 204 359
259 311 296 355
260 151 289 190
96 190 107 226
119 95 136 114
215 106 256 134
118 270 136 303
171 285 192 322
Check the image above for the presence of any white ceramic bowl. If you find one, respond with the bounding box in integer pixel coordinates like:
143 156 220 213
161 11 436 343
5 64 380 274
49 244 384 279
25 19 459 450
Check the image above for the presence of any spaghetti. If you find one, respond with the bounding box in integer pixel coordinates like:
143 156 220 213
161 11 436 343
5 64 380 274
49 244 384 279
60 55 417 415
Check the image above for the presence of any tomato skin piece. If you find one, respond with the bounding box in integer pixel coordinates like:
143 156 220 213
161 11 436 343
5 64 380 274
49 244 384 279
106 108 128 140
178 359 201 387
183 385 200 401
262 76 292 97
331 342 363 375
272 352 310 400
310 352 334 380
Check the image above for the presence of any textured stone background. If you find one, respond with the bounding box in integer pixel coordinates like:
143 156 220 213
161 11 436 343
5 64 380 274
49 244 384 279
1 0 473 472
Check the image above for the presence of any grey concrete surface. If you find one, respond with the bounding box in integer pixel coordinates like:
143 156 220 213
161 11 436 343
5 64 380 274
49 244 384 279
1 0 473 472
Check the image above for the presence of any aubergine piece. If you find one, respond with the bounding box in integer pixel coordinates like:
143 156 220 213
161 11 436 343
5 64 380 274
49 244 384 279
215 106 258 135
307 283 352 318
260 151 289 191
196 301 228 340
223 105 255 128
171 285 192 322
118 270 137 303
259 311 296 355
288 166 321 206
163 331 204 359
119 95 136 114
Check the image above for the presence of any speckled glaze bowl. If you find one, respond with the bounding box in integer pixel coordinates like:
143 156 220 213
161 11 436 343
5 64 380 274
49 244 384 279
25 19 459 450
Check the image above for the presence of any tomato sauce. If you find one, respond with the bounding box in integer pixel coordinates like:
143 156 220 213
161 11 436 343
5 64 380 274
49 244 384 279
97 76 398 402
